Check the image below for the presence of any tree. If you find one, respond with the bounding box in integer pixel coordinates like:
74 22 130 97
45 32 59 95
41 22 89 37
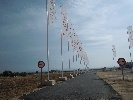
0 73 2 77
2 70 12 77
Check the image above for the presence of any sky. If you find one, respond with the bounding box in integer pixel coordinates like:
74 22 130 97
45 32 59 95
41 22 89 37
0 0 133 73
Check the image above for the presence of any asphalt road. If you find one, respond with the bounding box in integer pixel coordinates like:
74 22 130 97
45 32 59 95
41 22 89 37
19 72 122 100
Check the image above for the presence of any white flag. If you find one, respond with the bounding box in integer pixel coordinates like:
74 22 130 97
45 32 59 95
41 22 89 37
47 0 56 24
76 41 83 53
112 45 116 60
129 34 133 48
127 26 132 34
61 5 67 38
67 20 72 37
127 26 133 48
69 29 76 47
68 30 83 55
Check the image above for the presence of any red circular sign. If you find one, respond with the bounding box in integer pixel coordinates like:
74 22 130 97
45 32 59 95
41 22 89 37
117 58 126 66
38 61 45 68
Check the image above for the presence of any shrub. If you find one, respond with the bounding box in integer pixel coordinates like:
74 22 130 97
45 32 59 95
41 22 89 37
36 71 38 73
0 73 3 76
2 70 12 77
19 72 27 76
1 70 27 77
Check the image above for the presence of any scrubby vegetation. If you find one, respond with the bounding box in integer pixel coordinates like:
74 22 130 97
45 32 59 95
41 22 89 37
0 70 27 77
0 72 74 99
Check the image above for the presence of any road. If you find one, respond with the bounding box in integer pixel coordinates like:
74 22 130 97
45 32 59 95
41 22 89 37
19 72 122 100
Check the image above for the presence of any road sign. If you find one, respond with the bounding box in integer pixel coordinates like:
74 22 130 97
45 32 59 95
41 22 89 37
117 58 126 66
38 61 45 68
38 61 45 86
117 58 126 80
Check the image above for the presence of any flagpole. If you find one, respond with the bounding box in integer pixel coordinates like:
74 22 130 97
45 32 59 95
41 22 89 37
68 40 71 70
61 32 63 77
73 48 74 62
60 5 68 78
130 32 133 72
76 54 77 61
46 0 50 81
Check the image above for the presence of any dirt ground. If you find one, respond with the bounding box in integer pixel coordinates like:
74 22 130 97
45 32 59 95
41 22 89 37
96 68 133 100
0 72 75 100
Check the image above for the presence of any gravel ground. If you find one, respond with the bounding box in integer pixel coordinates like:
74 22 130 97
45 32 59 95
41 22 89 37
19 72 122 100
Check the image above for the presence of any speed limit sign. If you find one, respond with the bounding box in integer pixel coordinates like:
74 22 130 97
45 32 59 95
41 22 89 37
117 58 126 67
38 61 45 68
117 58 126 80
38 61 45 86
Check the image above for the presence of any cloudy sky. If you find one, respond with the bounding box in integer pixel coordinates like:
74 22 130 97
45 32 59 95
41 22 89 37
0 0 133 73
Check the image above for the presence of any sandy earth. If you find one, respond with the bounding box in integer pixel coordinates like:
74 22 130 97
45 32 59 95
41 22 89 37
96 68 133 100
0 72 74 100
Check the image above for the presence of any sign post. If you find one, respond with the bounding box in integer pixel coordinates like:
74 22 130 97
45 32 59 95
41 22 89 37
117 58 126 80
40 67 42 85
38 61 45 86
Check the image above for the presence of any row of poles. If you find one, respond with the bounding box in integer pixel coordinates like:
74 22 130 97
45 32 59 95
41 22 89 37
46 0 89 80
112 26 133 71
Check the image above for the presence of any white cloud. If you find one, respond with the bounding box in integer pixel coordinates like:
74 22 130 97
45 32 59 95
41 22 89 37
88 35 112 41
1 0 133 72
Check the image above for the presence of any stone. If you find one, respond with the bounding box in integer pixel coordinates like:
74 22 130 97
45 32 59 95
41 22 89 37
43 80 56 86
58 77 67 81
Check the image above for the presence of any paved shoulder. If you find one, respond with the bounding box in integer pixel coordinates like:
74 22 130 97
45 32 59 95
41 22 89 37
19 72 122 100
